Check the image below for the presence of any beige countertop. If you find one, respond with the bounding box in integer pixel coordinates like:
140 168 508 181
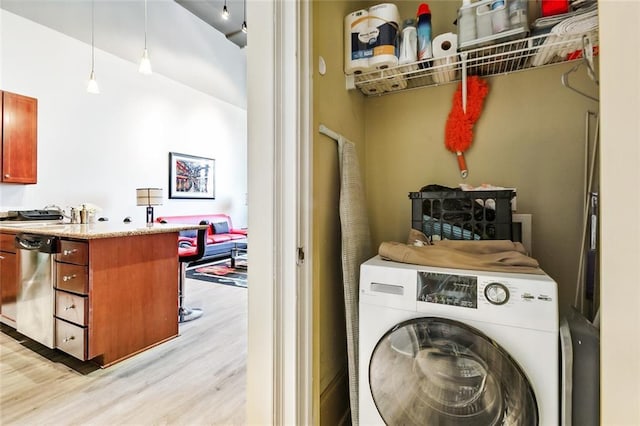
0 221 207 240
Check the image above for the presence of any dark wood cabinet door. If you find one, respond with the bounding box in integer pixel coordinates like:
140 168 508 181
1 91 38 184
0 232 18 324
0 251 18 323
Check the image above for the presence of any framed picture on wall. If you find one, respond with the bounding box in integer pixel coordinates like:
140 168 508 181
169 152 215 199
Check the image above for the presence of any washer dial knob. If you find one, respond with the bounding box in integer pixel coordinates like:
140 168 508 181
485 283 509 305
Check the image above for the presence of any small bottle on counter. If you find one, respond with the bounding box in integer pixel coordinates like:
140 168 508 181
70 207 80 224
416 3 433 62
80 204 88 224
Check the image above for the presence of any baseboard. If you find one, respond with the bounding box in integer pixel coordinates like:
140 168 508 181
320 367 350 426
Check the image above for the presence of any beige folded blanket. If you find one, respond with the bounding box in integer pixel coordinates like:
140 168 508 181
379 237 544 275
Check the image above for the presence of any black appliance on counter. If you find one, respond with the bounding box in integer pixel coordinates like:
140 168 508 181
1 209 63 222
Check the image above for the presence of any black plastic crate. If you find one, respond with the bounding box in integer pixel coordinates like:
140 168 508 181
409 189 514 240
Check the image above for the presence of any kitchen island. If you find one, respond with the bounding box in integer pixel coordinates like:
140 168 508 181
0 221 206 367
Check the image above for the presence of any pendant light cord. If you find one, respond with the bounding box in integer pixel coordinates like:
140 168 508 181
138 0 152 75
144 0 148 50
91 0 95 71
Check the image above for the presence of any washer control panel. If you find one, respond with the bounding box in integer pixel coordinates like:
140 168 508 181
478 277 556 308
484 282 509 305
417 271 477 309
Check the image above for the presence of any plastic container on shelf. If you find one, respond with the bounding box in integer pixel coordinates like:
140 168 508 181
457 0 529 50
457 0 477 46
541 0 569 17
508 0 529 30
475 3 494 38
490 0 509 34
399 19 418 65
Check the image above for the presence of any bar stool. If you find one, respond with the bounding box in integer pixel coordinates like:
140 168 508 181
176 220 208 323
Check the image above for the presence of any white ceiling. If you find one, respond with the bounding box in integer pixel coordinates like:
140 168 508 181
177 0 247 48
0 0 247 108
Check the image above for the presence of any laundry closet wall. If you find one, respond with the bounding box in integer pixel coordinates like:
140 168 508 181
313 0 598 423
313 1 367 424
363 1 597 313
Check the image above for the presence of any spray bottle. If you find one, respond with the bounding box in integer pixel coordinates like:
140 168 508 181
416 3 432 62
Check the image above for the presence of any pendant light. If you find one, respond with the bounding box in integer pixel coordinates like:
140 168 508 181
139 0 152 75
221 0 230 20
87 0 100 94
241 0 247 33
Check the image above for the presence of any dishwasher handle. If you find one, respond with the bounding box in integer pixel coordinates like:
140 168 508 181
15 233 61 253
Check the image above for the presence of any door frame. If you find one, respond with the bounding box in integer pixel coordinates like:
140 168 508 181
246 2 640 424
246 0 313 424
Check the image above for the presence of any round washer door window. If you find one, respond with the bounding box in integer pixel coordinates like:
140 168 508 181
369 317 538 425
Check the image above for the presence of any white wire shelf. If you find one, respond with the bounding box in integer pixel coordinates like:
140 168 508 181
350 30 599 96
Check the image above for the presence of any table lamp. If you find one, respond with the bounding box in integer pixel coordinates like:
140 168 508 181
136 188 163 224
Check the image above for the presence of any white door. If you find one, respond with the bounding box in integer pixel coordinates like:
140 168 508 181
246 1 312 425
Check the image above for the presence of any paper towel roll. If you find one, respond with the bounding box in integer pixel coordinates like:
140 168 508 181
382 69 407 92
432 32 458 84
344 9 372 75
368 3 400 70
385 75 407 92
360 80 387 95
433 32 458 58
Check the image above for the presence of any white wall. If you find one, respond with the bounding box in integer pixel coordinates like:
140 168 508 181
0 0 247 109
600 1 640 423
0 10 248 227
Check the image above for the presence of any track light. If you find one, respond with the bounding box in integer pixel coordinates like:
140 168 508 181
222 0 230 20
139 0 152 75
87 0 99 94
242 0 247 33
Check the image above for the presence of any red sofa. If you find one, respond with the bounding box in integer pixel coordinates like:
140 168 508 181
156 214 247 260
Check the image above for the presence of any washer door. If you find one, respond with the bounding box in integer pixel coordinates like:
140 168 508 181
369 317 538 425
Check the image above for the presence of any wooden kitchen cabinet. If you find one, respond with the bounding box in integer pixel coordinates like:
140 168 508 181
0 232 18 327
54 233 179 366
0 221 194 367
1 90 38 184
55 239 90 360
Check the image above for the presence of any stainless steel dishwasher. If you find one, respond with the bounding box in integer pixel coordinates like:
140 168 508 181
15 233 60 348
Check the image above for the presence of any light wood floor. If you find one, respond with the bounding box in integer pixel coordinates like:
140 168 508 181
0 276 247 425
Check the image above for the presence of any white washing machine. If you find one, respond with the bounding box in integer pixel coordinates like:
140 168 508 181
359 255 559 425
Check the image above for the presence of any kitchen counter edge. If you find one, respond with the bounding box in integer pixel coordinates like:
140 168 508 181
0 222 207 240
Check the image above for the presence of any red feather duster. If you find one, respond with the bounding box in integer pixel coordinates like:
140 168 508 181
445 76 489 178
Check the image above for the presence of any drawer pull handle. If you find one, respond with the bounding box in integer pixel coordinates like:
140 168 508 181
64 304 76 311
4 174 9 178
63 336 75 343
63 274 77 281
63 249 78 256
0 255 4 260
